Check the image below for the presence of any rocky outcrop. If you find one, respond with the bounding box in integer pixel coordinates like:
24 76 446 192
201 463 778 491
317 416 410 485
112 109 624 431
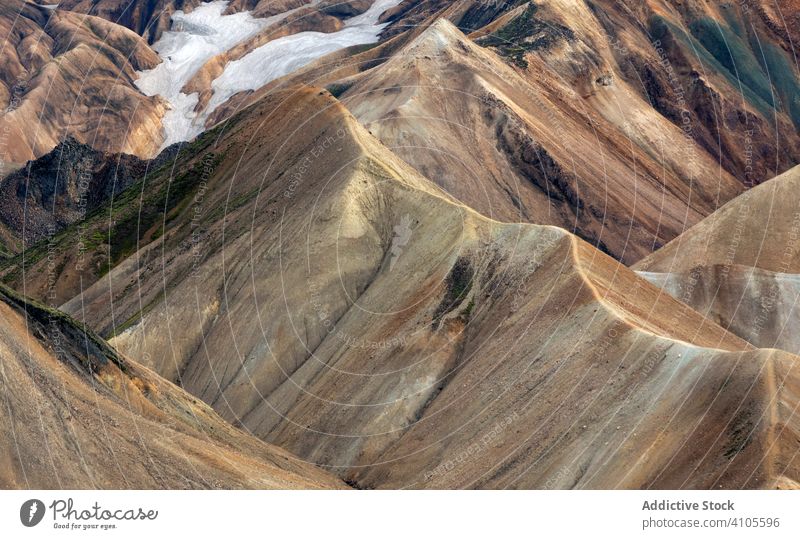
0 138 180 249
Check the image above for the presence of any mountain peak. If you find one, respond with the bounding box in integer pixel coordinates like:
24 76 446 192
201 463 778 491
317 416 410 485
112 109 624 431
403 17 468 57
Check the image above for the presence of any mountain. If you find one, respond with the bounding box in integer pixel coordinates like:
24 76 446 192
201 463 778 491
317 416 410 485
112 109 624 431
0 1 166 166
57 0 205 44
223 0 800 262
48 0 800 194
3 0 800 491
334 18 745 263
34 86 799 489
0 284 344 488
636 165 800 354
58 0 404 151
383 0 800 185
57 0 328 43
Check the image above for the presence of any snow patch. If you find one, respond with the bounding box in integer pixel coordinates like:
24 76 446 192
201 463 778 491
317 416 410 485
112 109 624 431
135 1 272 149
136 0 402 150
206 0 403 114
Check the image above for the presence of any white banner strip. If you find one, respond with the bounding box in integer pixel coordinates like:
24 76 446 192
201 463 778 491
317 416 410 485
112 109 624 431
1 490 798 538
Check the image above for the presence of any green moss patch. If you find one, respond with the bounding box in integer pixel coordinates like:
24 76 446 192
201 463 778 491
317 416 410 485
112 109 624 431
477 4 575 68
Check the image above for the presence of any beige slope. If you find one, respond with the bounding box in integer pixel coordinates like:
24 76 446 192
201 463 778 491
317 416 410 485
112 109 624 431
635 165 800 354
0 1 166 164
58 86 800 488
58 0 315 43
381 0 800 185
638 266 800 355
0 284 344 489
57 0 205 44
637 165 800 274
334 19 744 264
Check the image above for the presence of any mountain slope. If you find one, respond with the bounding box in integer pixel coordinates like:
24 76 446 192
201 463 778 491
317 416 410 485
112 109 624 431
0 1 166 165
228 0 800 279
58 0 318 43
0 284 345 489
380 0 800 185
58 0 205 44
50 86 800 489
637 165 800 275
636 165 800 354
335 18 744 263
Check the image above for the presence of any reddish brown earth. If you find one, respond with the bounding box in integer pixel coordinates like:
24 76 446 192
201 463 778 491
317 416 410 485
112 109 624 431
378 0 800 186
334 19 745 264
20 86 795 489
58 0 205 44
2 1 800 490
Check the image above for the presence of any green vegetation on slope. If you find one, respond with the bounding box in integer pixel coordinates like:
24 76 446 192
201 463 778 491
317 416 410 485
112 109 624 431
688 18 775 110
477 3 575 68
0 126 226 288
649 15 775 119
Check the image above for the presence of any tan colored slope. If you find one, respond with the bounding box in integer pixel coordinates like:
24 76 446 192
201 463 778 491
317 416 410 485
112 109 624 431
381 0 800 185
58 86 799 488
183 4 799 267
636 165 800 354
637 165 800 274
0 1 166 164
0 285 344 489
58 0 314 43
58 0 205 44
638 266 800 355
332 19 745 264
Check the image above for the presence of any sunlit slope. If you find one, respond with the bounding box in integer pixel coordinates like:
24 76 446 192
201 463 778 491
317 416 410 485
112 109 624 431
0 1 166 163
636 166 800 354
56 87 800 489
0 285 345 489
334 18 744 264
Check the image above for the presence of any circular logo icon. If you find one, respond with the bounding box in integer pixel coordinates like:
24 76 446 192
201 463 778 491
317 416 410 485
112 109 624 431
20 499 45 527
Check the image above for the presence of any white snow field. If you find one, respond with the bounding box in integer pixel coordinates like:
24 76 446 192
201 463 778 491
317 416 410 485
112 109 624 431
135 1 271 148
136 0 402 150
